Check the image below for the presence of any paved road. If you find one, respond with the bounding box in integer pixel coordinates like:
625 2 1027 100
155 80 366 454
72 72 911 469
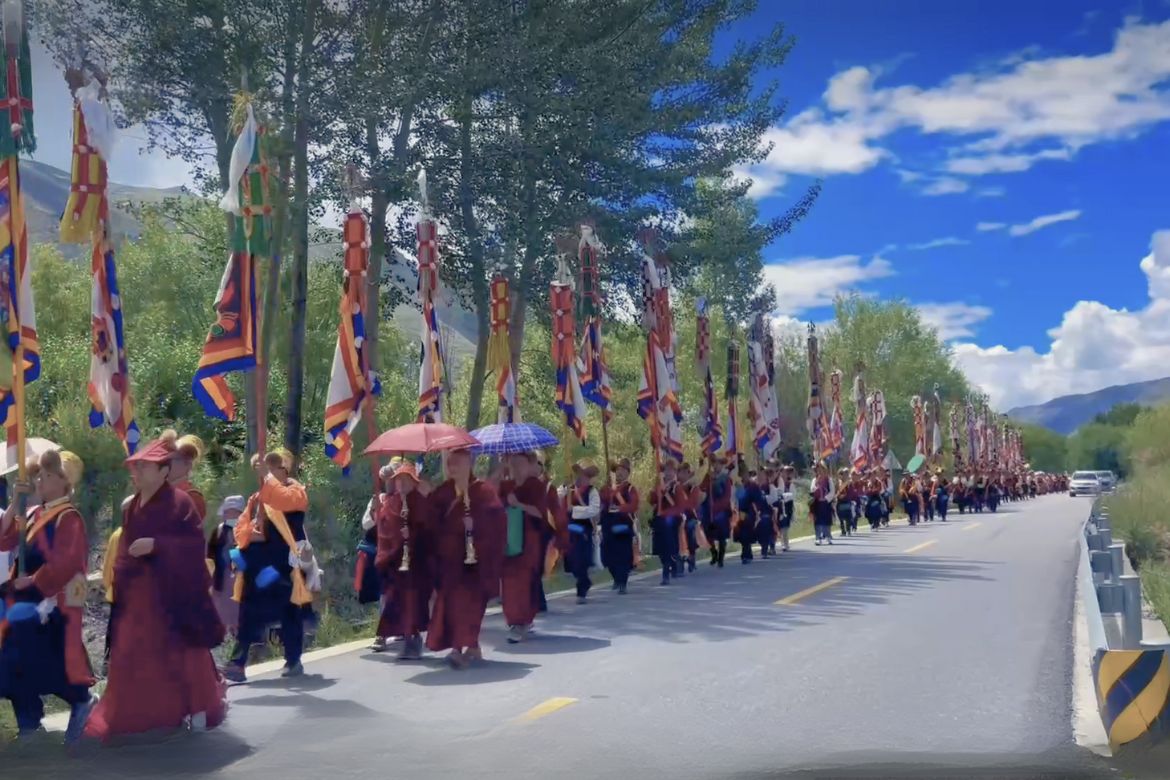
7 496 1120 778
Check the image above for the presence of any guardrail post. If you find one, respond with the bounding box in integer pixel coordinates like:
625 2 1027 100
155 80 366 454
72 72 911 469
1091 550 1113 582
1098 582 1124 613
1109 543 1125 582
1121 574 1143 649
1087 529 1105 551
1099 526 1113 547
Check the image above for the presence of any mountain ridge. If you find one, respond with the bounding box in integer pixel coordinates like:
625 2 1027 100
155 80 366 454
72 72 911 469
1006 376 1170 434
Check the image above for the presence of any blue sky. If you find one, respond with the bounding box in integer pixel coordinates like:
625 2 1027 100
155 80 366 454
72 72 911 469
725 0 1170 410
27 1 1170 410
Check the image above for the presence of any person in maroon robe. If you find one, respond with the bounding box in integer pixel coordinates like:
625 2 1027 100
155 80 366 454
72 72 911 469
84 436 227 743
424 448 506 669
498 452 549 644
374 461 435 661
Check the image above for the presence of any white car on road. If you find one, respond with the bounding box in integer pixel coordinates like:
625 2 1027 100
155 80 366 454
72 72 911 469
1069 471 1101 497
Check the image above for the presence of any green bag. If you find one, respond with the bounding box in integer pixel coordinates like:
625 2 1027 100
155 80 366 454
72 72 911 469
506 507 525 557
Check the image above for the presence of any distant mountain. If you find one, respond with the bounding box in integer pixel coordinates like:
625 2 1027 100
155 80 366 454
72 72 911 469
1007 376 1170 434
21 158 186 248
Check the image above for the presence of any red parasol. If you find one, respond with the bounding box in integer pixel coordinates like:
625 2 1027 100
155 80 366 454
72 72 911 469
363 422 477 456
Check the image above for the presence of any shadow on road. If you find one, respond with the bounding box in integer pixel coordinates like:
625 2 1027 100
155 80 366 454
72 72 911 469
515 534 994 648
491 633 611 655
1 727 254 780
404 659 538 686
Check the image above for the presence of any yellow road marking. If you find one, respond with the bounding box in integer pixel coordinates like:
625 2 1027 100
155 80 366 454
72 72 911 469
516 697 578 723
961 522 982 532
775 576 849 606
904 540 938 554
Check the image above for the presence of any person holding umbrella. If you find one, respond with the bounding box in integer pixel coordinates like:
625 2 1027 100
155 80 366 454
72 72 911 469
498 451 548 643
374 460 435 661
425 447 506 668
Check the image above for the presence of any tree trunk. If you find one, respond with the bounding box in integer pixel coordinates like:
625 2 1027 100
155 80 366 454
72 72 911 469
283 0 318 466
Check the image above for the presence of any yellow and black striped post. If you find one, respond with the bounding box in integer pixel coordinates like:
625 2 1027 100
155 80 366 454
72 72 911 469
1096 648 1170 749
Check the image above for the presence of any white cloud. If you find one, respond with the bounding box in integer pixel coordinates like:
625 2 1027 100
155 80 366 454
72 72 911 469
917 302 993 340
944 148 1072 175
976 222 1006 232
955 230 1170 409
744 18 1170 196
763 254 894 315
1008 209 1081 236
975 186 1006 198
906 236 969 251
921 176 970 195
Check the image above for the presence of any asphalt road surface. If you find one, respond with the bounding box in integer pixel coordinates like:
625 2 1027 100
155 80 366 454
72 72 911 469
6 496 1121 779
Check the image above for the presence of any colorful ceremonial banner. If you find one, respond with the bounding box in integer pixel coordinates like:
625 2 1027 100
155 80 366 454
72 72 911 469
60 89 140 454
930 385 943 464
965 398 977 466
577 226 612 419
637 251 682 462
488 274 518 423
912 395 926 458
726 341 740 460
0 3 37 449
849 370 869 470
950 401 962 471
416 171 445 423
551 280 586 440
803 323 831 460
324 209 381 469
828 369 844 454
868 389 887 467
193 103 266 421
695 298 722 457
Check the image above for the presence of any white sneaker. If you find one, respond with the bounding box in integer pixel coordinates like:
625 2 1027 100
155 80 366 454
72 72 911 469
190 711 208 732
507 625 524 644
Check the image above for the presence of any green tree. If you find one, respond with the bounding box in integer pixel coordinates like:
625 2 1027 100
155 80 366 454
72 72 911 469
1094 402 1145 428
1016 423 1068 473
1067 422 1129 476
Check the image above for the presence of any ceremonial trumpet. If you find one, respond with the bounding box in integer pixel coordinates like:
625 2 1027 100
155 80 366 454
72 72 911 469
461 489 477 565
398 499 411 573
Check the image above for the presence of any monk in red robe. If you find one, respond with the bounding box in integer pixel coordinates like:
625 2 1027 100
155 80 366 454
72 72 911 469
165 430 207 522
0 450 95 744
425 448 506 669
84 436 227 742
374 460 434 661
499 452 548 644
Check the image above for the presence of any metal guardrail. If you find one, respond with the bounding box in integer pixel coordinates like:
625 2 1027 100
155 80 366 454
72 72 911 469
1082 504 1170 751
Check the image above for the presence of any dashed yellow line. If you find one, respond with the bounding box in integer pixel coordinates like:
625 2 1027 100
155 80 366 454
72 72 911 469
904 540 938 554
961 522 982 532
775 576 849 606
515 697 578 723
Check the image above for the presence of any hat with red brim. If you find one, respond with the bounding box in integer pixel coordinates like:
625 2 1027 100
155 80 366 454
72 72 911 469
125 438 175 465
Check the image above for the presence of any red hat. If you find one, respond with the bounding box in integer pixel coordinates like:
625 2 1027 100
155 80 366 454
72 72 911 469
125 437 176 465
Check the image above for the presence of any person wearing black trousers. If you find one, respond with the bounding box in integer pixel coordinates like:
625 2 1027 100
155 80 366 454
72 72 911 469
600 458 640 595
650 460 687 585
737 471 771 563
701 457 734 568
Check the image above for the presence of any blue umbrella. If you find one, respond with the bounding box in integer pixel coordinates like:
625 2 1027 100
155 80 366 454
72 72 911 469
470 422 559 455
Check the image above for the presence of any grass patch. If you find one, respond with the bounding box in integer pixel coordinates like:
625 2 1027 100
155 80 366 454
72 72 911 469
1104 475 1170 626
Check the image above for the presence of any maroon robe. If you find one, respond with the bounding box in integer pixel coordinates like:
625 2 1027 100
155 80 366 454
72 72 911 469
424 479 506 653
374 490 435 638
85 483 227 742
498 477 548 628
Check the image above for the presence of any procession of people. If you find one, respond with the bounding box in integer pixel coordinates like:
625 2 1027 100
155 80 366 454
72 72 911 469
0 8 1070 750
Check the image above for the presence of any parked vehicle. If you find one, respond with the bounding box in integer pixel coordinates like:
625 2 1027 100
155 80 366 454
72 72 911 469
1069 471 1101 497
1095 471 1117 494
